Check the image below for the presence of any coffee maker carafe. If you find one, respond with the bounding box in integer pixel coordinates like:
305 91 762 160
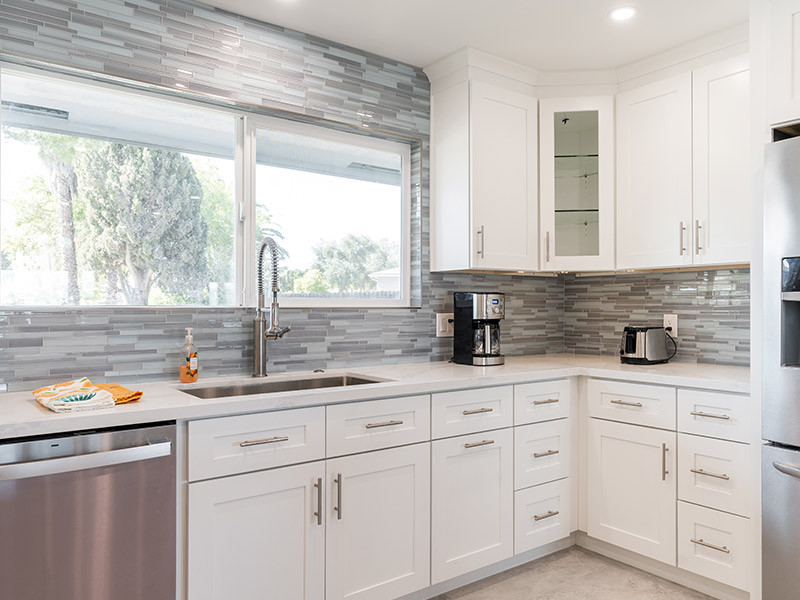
453 292 505 366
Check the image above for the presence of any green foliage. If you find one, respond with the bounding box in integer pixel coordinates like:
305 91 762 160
312 234 398 292
294 268 329 293
194 159 234 294
0 175 62 270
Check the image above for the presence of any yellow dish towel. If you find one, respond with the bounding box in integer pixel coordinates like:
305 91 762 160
33 379 143 413
95 382 144 405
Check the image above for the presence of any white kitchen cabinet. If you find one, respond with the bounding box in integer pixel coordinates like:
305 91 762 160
514 478 572 555
514 418 570 490
539 96 615 271
431 427 514 584
616 73 693 269
326 443 430 600
187 460 325 600
769 0 800 125
587 418 677 565
692 55 750 265
431 79 538 272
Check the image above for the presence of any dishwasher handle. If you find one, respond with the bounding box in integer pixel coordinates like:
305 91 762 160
0 441 172 482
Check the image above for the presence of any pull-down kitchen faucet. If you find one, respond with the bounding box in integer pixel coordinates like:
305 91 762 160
253 236 290 377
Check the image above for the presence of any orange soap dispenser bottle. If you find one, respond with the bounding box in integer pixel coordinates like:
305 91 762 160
179 327 199 383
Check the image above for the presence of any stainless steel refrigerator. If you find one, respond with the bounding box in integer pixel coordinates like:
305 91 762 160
763 136 800 600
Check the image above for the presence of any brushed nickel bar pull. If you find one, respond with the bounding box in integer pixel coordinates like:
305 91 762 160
239 436 289 447
679 221 687 255
662 443 669 481
533 398 559 406
313 477 322 525
462 407 493 415
546 231 551 262
691 538 730 554
690 410 730 420
610 399 643 408
533 449 559 459
695 220 703 254
533 510 559 522
690 468 730 481
477 225 485 258
464 439 495 449
334 473 342 520
365 419 404 429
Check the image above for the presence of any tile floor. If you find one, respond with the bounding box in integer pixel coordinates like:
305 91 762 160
432 547 713 599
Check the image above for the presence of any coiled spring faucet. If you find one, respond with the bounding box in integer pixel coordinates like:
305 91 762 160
253 236 291 377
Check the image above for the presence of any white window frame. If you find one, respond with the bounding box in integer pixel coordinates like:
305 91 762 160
243 114 412 308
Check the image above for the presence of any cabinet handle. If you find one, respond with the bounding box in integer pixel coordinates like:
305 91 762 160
610 399 643 408
690 468 730 481
239 435 289 447
695 220 703 254
333 473 343 520
690 410 730 421
774 461 800 479
545 231 551 262
662 443 669 481
533 398 559 406
533 510 559 522
477 225 485 258
691 538 730 554
365 419 403 429
464 439 495 449
313 477 323 525
462 407 493 415
533 449 559 459
679 221 687 256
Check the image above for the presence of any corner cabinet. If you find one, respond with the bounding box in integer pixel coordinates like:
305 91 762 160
539 96 615 271
431 79 539 272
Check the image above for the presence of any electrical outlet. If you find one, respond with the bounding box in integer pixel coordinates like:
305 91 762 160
663 314 678 336
436 313 454 337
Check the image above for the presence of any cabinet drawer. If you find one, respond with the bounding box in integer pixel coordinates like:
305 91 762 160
588 379 676 430
678 433 751 517
431 386 513 439
187 407 325 481
514 478 571 555
678 501 750 591
514 379 571 425
515 419 570 490
326 395 430 457
677 389 750 443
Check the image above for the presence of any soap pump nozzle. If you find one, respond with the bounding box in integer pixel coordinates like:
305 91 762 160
185 327 193 346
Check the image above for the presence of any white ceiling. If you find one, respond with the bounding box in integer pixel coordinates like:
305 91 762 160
203 0 749 71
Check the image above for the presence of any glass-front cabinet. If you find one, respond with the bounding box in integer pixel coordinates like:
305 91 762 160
539 96 615 271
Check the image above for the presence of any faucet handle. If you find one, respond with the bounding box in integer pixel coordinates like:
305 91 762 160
264 326 291 340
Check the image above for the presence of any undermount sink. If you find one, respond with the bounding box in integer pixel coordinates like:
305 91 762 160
181 375 386 400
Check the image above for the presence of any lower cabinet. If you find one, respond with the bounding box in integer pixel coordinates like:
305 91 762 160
431 428 514 584
514 478 571 554
188 460 326 600
587 418 677 565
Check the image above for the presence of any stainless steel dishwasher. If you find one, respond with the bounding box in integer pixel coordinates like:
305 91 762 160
0 422 176 600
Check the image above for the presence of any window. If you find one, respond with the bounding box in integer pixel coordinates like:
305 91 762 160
0 65 411 308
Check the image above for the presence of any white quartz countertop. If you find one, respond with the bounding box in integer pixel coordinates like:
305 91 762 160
0 354 750 440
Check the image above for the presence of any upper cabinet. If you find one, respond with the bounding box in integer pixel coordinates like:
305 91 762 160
431 79 539 272
769 0 800 125
539 96 615 271
617 58 750 270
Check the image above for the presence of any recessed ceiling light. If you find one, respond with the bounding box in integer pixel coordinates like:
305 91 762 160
609 6 637 21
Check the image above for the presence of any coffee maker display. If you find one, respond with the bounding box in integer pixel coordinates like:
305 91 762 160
453 292 506 366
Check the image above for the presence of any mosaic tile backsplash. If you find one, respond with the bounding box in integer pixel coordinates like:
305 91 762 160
0 0 751 391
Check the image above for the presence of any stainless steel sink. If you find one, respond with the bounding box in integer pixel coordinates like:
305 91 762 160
181 375 386 399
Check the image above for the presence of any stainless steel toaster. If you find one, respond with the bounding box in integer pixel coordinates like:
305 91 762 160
619 326 674 365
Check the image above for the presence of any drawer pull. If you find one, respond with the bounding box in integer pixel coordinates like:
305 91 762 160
313 477 323 525
690 410 731 420
532 398 559 406
462 407 493 415
610 399 643 408
533 510 560 522
365 419 404 429
690 468 730 481
464 439 495 449
662 443 669 481
239 436 289 447
691 538 730 554
533 449 559 459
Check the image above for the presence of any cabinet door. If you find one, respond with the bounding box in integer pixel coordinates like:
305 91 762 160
326 443 430 600
187 461 325 600
470 80 539 271
769 0 800 125
539 96 615 271
587 419 677 565
692 55 750 265
616 73 693 269
431 428 514 584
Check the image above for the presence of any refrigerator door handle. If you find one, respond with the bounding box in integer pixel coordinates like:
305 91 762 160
773 461 800 479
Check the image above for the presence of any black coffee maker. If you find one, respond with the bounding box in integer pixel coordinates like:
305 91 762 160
453 292 506 366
